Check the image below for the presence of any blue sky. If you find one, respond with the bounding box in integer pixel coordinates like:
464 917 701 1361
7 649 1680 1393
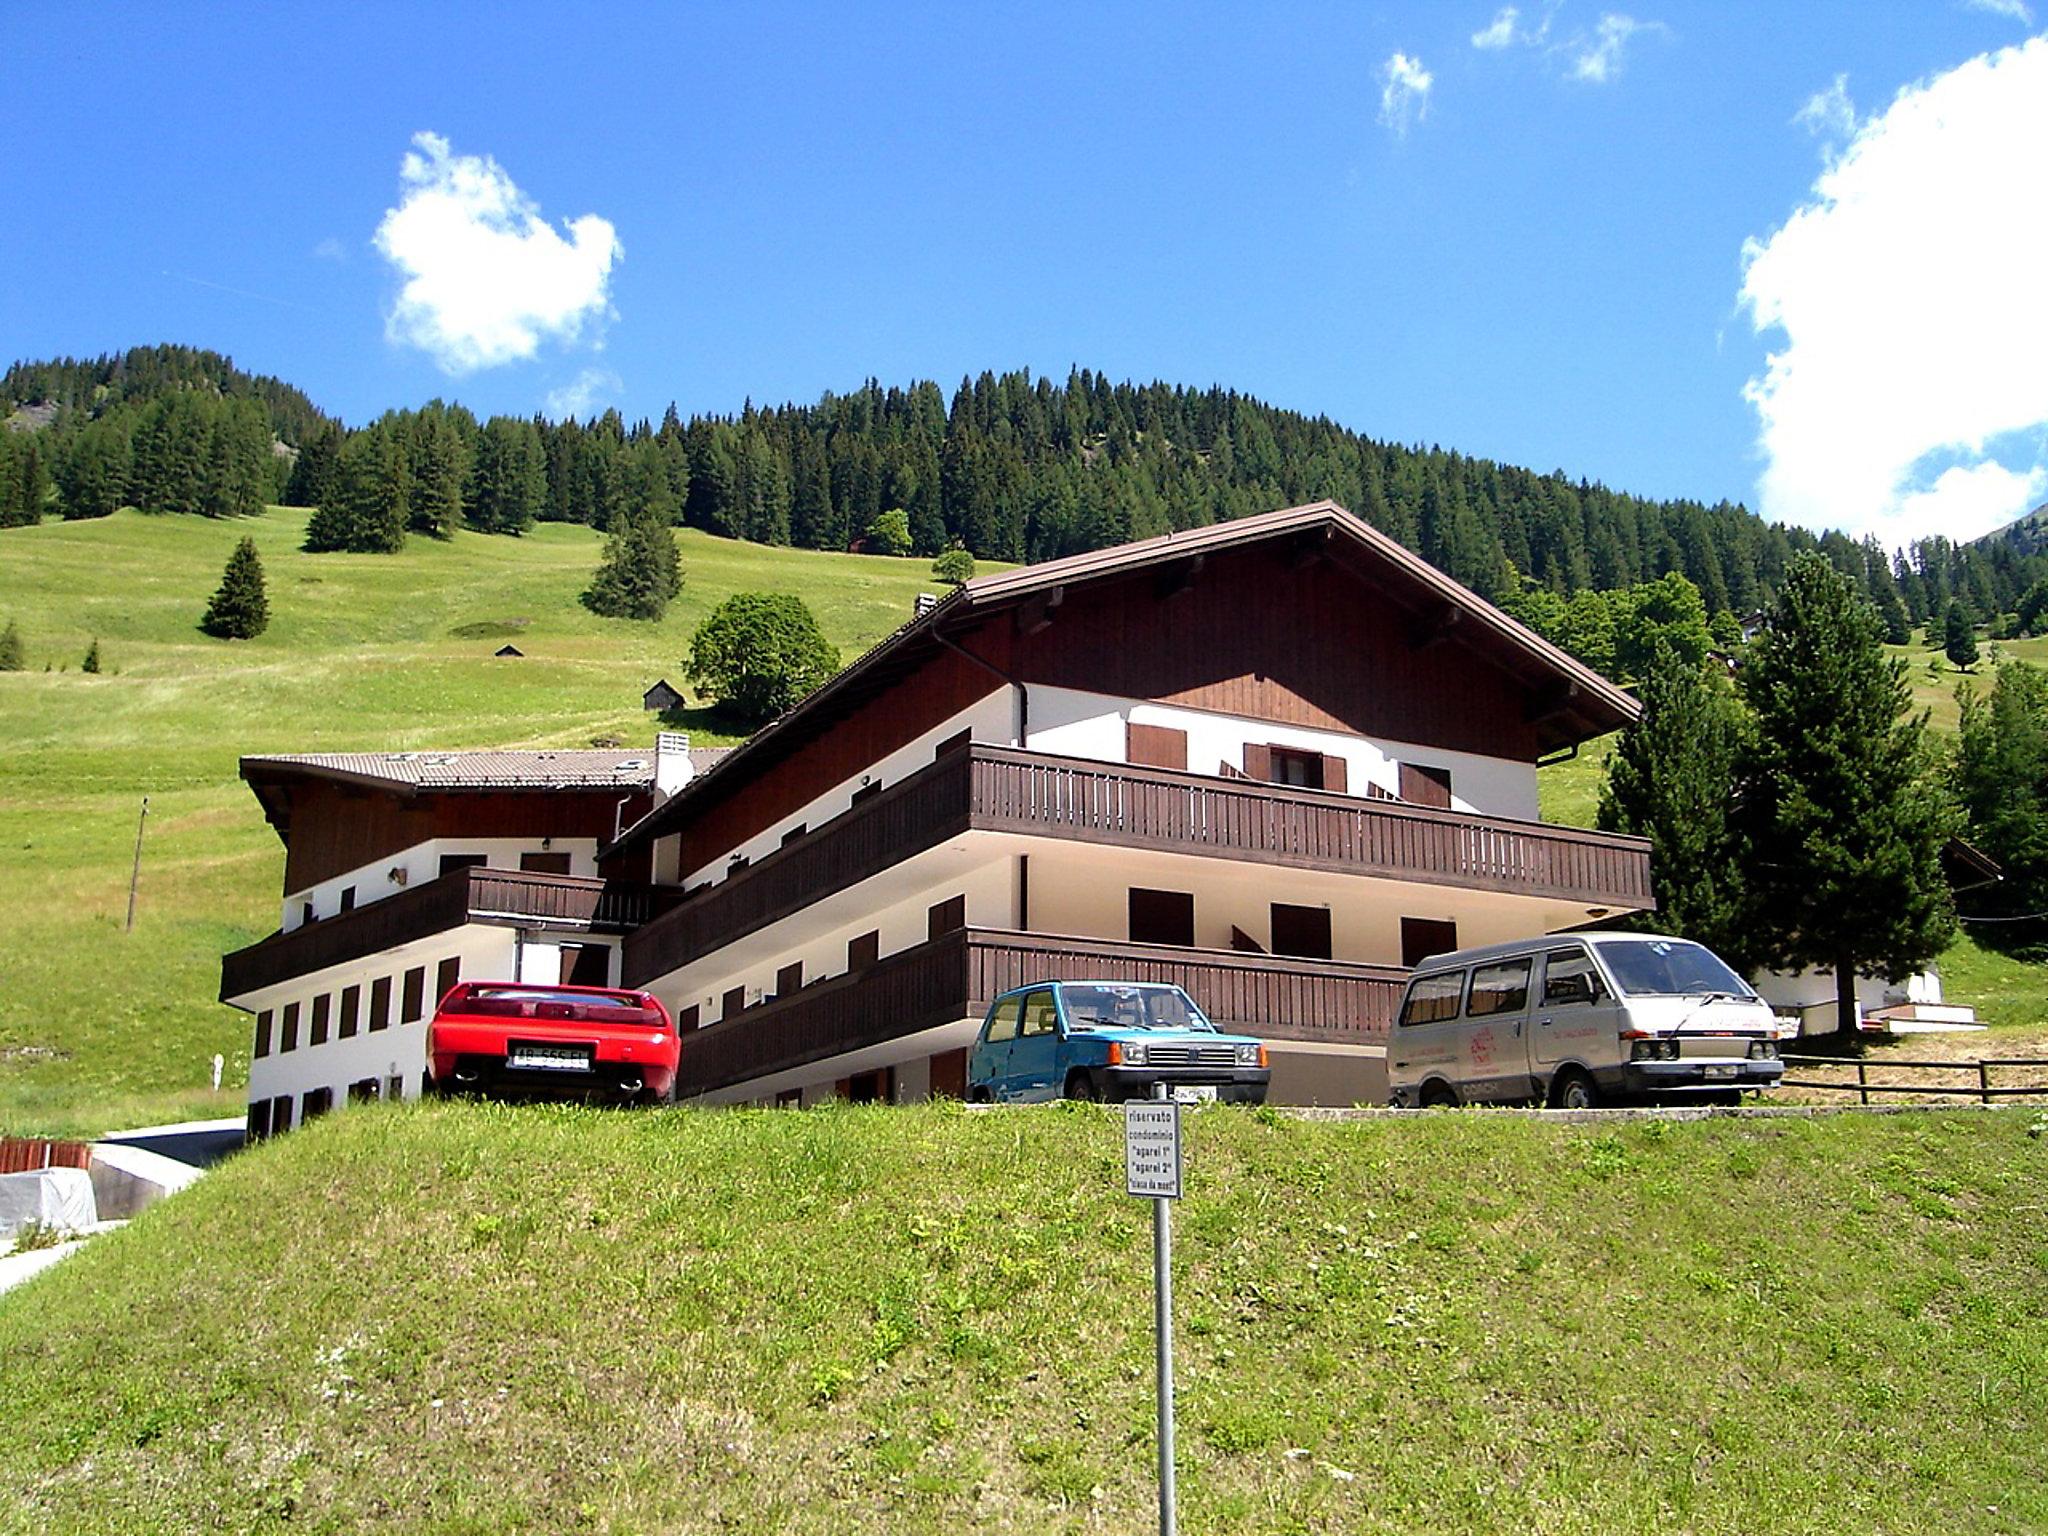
5 2 2045 544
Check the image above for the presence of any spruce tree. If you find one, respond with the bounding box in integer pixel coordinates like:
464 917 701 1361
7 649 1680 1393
466 416 545 535
1953 664 2048 952
0 619 22 671
56 416 131 519
583 510 682 620
1944 600 1978 672
82 638 102 674
1597 643 1753 968
304 427 409 553
200 536 270 639
1733 553 1957 1033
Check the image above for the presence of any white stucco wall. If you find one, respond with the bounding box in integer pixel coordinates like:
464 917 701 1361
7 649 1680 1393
284 837 604 930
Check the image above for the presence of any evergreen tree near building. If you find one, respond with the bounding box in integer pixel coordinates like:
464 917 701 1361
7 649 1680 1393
687 592 838 726
1944 600 1979 672
583 510 682 620
82 638 102 674
1597 643 1753 969
0 619 22 671
1733 553 1957 1034
200 536 270 639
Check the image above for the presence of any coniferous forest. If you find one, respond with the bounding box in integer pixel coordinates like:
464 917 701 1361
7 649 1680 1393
6 345 2048 647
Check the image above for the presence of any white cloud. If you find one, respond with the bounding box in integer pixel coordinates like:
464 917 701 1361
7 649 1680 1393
1472 7 1520 49
1570 13 1656 83
544 368 624 421
1739 37 2048 544
1793 74 1859 142
374 131 622 375
1963 0 2034 25
1378 52 1433 137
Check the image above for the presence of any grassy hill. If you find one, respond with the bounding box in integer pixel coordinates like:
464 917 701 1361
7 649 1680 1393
0 508 959 1136
3 1101 2044 1533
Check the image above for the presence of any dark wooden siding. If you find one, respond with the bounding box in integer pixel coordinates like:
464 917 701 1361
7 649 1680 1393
1127 723 1188 770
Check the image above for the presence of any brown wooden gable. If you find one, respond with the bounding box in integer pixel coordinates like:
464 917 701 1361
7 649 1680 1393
272 780 652 895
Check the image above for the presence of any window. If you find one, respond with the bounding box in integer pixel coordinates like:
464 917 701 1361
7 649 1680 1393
1401 917 1459 969
775 1086 802 1108
246 1099 271 1141
1126 722 1188 771
1398 762 1453 809
1595 939 1752 999
254 1009 273 1059
439 853 488 876
301 1086 333 1121
386 1073 404 1101
339 886 356 912
935 727 973 758
401 966 425 1023
348 1078 380 1104
776 962 804 998
369 976 392 1032
985 996 1023 1043
722 985 747 1021
676 1004 700 1030
1542 949 1602 1007
1270 903 1333 960
338 985 360 1039
848 931 880 970
1129 888 1195 947
519 851 572 875
1269 747 1324 789
280 1002 300 1053
850 780 883 808
564 944 610 986
1467 959 1532 1017
1400 972 1466 1027
780 824 808 847
928 894 966 940
1020 990 1059 1038
310 993 331 1046
930 1047 968 1099
436 957 460 1008
271 1095 293 1134
844 1068 892 1104
301 902 314 926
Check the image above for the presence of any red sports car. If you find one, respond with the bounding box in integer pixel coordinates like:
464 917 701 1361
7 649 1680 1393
426 982 679 1105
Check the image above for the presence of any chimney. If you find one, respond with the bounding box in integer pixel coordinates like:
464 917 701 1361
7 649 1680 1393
654 731 693 799
914 592 938 619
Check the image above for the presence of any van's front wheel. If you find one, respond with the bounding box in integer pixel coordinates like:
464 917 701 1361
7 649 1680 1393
1551 1070 1600 1110
1419 1080 1459 1109
1065 1071 1102 1102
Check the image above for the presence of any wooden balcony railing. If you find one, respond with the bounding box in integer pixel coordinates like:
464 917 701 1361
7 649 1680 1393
675 926 1406 1097
221 867 672 999
627 744 1652 985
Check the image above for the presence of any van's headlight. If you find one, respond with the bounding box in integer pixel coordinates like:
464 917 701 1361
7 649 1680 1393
1235 1042 1262 1067
1119 1041 1147 1067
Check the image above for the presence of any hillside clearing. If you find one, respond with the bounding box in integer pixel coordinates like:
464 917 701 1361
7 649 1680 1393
2 1102 2043 1533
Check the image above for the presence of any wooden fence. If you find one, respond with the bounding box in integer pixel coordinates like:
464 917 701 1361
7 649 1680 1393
0 1137 93 1174
1778 1054 2048 1105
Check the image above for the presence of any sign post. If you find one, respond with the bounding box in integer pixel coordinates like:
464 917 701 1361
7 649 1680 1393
1124 1085 1182 1536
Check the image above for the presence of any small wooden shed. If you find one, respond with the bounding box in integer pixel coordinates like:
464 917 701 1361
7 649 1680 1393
643 679 684 711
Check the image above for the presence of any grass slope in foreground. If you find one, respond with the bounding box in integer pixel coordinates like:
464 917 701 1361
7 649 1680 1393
5 1103 2046 1534
0 508 958 1137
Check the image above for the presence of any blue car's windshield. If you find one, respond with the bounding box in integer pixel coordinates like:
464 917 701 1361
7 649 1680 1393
1060 984 1214 1031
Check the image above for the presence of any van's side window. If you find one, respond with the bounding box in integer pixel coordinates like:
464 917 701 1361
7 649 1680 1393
1467 959 1531 1017
986 996 1023 1043
1400 972 1465 1026
1020 991 1058 1038
1542 949 1602 1006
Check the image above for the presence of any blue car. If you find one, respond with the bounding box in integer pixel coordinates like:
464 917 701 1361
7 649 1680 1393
966 980 1272 1104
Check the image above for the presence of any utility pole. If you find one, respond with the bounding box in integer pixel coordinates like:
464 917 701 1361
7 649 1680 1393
125 796 148 932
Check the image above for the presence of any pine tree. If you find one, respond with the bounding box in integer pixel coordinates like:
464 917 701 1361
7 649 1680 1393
56 416 132 519
1944 600 1978 672
200 536 270 639
1734 553 1957 1034
82 638 102 674
1597 643 1753 968
0 430 29 528
583 510 682 620
304 427 409 553
466 416 546 535
1953 664 2048 952
0 619 22 671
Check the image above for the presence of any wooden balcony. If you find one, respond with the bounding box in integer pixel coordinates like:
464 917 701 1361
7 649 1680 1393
626 744 1652 985
675 926 1406 1098
220 867 673 999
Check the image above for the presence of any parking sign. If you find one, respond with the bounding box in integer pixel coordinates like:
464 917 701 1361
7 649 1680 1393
1124 1101 1182 1199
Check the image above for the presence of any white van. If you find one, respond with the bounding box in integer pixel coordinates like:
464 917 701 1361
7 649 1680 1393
1388 932 1785 1109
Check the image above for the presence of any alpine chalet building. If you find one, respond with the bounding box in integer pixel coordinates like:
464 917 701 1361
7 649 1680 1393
606 501 1652 1105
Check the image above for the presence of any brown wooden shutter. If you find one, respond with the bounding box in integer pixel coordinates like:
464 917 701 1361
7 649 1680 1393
1321 755 1348 794
928 894 966 940
722 985 747 1020
1399 762 1453 809
848 930 880 971
676 1003 699 1030
1127 723 1189 770
776 961 804 998
929 1048 968 1098
1243 743 1273 782
935 727 973 758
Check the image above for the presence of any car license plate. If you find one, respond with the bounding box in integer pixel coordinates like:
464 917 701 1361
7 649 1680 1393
1172 1085 1218 1104
510 1044 593 1072
1704 1064 1737 1080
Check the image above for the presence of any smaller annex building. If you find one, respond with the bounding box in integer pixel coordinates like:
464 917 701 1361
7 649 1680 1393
219 735 724 1139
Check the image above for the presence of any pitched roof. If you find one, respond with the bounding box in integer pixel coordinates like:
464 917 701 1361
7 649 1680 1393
242 747 729 796
607 501 1637 857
